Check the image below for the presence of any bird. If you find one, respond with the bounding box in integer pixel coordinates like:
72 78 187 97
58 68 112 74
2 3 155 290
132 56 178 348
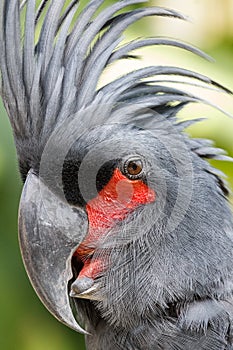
1 0 233 349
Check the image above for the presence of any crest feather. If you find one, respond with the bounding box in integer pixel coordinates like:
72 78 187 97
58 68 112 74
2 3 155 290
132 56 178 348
0 0 231 180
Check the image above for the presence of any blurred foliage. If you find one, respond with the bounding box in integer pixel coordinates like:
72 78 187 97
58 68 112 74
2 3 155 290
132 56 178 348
0 1 233 350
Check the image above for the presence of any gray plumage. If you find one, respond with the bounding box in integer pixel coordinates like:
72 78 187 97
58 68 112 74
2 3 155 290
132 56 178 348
1 1 233 349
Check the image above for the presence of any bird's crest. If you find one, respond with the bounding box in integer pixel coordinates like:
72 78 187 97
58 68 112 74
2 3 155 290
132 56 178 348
0 0 231 180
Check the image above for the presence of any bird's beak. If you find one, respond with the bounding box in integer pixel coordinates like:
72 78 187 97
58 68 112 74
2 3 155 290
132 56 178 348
18 171 88 334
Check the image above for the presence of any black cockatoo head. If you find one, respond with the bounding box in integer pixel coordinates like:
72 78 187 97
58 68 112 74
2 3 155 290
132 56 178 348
1 1 233 349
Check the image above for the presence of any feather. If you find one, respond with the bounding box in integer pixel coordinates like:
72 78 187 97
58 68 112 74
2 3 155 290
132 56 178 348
23 0 36 97
64 0 105 62
1 0 231 151
44 3 77 102
36 0 65 77
79 8 188 101
101 65 229 96
108 37 213 64
56 0 79 35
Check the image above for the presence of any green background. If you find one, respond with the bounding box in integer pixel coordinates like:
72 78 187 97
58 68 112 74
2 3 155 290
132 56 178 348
0 1 233 349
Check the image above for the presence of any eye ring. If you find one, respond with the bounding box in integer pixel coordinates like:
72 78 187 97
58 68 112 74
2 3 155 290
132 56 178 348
123 157 144 180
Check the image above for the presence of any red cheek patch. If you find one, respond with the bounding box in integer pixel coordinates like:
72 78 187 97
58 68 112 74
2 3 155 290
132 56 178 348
74 168 155 280
86 168 155 229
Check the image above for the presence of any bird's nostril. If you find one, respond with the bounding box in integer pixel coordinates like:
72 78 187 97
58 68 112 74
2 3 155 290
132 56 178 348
70 276 94 296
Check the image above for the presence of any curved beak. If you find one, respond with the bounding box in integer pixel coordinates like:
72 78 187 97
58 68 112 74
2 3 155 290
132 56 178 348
18 171 88 334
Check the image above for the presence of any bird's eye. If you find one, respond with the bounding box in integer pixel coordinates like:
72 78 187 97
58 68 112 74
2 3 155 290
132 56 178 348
124 158 144 179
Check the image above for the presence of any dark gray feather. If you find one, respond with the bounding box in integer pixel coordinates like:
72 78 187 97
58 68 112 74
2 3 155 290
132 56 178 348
108 37 213 64
23 0 36 97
